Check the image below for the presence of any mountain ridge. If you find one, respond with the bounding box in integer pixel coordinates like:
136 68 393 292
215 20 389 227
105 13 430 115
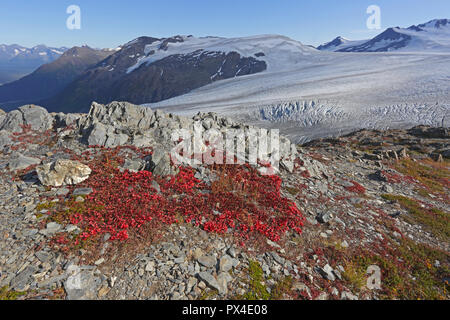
0 46 113 111
317 18 450 52
43 34 314 113
0 44 68 84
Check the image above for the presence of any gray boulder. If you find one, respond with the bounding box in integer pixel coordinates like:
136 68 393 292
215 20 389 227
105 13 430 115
149 148 178 176
198 272 221 292
18 105 54 131
121 158 146 172
54 112 84 129
0 105 53 133
8 153 41 171
64 265 101 300
10 265 38 291
84 101 156 130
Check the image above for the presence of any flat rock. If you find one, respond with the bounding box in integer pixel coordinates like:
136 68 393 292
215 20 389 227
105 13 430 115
198 272 220 292
8 153 41 171
197 255 217 268
73 188 93 196
219 255 234 273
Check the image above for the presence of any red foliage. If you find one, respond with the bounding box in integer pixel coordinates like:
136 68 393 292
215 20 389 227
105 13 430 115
345 181 366 194
59 148 304 245
380 170 415 184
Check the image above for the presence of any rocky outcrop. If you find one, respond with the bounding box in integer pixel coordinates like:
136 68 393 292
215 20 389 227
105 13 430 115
0 105 53 133
36 160 92 187
80 101 158 147
408 125 449 139
77 101 299 174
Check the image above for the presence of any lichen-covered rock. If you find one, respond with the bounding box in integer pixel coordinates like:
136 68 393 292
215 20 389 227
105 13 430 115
53 112 84 129
81 101 155 133
36 159 92 187
76 101 300 173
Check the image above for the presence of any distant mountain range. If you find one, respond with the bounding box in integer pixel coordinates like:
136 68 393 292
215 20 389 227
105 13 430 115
0 18 448 114
0 44 68 84
0 46 113 110
317 18 450 52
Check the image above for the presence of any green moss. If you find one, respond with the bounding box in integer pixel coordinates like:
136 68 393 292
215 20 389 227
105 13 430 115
0 286 26 300
237 260 295 300
381 194 449 240
342 260 367 291
270 276 293 300
392 159 449 195
199 289 219 300
35 201 57 212
344 237 449 300
241 260 271 300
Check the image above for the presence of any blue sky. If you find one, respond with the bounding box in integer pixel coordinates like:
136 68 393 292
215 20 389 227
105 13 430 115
0 0 449 48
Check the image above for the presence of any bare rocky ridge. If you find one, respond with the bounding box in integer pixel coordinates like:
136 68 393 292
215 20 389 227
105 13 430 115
0 103 448 300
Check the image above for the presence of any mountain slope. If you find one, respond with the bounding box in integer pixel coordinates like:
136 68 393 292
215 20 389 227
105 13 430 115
0 44 67 84
316 36 367 51
0 46 112 109
338 19 450 52
44 35 315 113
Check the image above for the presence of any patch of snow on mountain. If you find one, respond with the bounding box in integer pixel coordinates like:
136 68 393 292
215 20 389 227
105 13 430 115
127 35 318 74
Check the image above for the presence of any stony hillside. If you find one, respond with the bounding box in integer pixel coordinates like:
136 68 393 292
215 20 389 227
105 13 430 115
0 103 448 300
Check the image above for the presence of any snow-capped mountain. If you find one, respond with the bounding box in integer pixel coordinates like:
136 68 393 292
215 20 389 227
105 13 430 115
336 19 450 52
0 44 68 84
0 44 67 62
316 36 368 52
44 34 317 113
147 23 450 142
